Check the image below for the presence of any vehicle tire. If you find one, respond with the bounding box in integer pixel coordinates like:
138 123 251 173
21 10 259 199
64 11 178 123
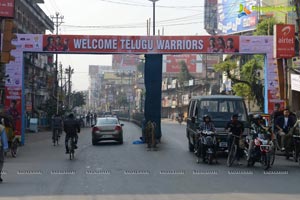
119 135 124 144
293 145 298 162
208 154 213 165
270 148 276 166
247 158 255 167
92 139 98 146
11 140 19 158
188 140 194 152
262 153 271 170
227 144 237 167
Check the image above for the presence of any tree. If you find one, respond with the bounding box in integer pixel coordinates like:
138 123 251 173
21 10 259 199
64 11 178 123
70 91 86 110
116 92 128 109
254 17 278 36
213 17 280 110
214 55 264 109
178 60 193 87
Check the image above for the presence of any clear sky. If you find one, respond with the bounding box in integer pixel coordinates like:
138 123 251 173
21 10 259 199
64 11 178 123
38 0 208 91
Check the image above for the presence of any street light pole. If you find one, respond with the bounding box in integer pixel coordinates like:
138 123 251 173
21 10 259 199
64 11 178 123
149 0 159 36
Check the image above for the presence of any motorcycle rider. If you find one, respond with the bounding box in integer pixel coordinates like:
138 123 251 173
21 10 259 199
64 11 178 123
198 115 216 161
63 113 80 154
285 111 300 157
199 115 216 132
225 114 244 165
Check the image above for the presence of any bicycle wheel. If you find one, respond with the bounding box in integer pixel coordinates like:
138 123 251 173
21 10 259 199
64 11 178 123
270 146 276 166
55 130 60 146
68 139 73 160
11 140 18 157
227 143 237 167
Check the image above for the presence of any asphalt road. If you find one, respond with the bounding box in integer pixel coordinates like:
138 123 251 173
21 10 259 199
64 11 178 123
0 119 299 200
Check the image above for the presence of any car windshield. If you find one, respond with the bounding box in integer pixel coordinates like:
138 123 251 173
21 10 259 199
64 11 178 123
97 118 118 125
198 99 247 121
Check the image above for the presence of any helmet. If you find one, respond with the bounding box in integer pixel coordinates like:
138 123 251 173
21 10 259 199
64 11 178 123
68 113 74 119
253 114 262 120
203 115 211 121
252 114 263 124
232 114 239 119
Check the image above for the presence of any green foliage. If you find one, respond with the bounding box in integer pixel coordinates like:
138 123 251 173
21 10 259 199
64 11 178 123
232 83 251 97
178 60 193 86
71 91 86 109
116 92 128 109
254 17 279 36
213 54 264 109
40 97 57 118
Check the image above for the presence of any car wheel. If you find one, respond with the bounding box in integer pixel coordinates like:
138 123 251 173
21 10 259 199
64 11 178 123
92 139 98 145
119 134 123 144
188 140 194 152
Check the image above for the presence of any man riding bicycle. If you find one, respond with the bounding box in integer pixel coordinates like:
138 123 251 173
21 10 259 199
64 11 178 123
52 114 63 144
63 113 80 154
225 114 244 165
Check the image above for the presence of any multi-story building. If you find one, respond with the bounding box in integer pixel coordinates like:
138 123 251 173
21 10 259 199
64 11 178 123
12 0 54 119
88 65 112 112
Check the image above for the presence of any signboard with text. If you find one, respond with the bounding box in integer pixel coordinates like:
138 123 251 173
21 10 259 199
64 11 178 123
42 35 240 54
274 24 295 58
0 0 15 18
4 34 278 145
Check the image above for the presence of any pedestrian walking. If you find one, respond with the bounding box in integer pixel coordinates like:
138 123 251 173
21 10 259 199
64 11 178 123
0 118 9 183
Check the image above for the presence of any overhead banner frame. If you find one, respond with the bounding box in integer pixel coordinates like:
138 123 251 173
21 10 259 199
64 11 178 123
5 34 280 144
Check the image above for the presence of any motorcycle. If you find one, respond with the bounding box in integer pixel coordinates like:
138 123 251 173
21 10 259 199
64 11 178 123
247 128 275 170
196 130 217 164
287 134 300 164
177 116 183 125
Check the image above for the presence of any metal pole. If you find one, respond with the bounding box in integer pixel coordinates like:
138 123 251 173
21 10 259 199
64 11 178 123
149 0 159 36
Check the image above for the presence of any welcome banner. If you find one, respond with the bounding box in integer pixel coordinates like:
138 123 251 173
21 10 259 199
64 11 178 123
42 35 240 54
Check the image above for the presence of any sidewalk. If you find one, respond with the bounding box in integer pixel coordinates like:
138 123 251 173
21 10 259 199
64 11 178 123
23 130 52 145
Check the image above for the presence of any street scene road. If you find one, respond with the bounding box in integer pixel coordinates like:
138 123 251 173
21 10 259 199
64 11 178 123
0 120 300 200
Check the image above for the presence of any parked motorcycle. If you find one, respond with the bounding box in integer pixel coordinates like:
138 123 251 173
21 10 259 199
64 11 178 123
196 130 217 164
247 128 275 170
284 132 300 164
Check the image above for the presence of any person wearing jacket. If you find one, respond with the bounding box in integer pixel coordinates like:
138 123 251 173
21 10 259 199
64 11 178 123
275 108 296 151
63 113 80 154
0 118 9 183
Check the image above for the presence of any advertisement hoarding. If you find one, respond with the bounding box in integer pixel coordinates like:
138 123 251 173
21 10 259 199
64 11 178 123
0 0 15 18
217 0 258 34
274 24 295 58
42 35 240 54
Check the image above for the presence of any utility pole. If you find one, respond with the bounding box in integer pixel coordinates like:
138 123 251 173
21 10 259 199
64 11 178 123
51 12 64 114
65 66 74 109
59 62 63 108
148 0 159 36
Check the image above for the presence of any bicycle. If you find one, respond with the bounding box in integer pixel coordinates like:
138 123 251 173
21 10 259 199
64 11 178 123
68 136 76 160
53 128 60 146
227 134 241 167
4 132 20 158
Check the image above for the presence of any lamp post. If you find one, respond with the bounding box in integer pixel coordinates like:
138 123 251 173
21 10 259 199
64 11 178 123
149 0 159 36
